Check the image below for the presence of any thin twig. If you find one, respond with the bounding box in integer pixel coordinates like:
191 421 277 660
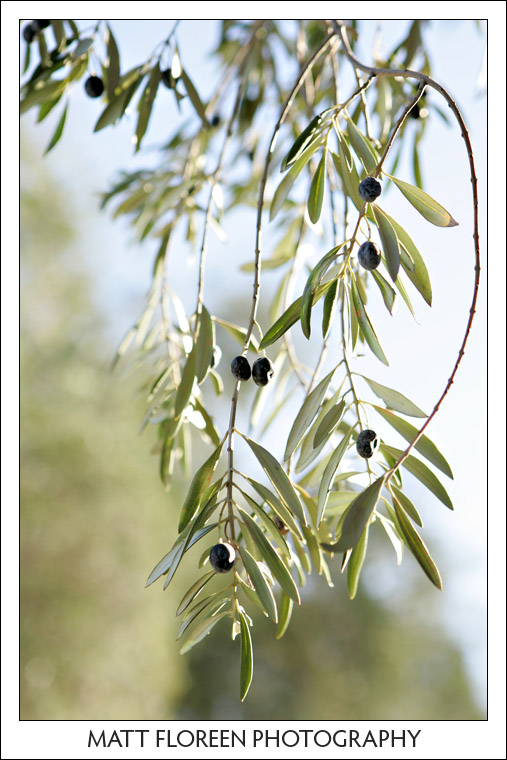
223 31 338 537
374 82 426 177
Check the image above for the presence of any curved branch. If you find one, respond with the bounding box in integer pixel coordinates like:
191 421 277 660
330 19 481 483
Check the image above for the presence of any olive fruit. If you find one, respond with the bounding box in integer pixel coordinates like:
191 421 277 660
84 76 104 98
231 355 251 381
252 357 274 387
161 69 174 89
209 543 235 573
357 241 382 271
358 177 382 203
22 23 37 43
356 429 379 459
33 20 51 31
211 114 221 127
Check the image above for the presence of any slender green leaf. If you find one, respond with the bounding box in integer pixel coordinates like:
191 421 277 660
281 114 322 171
174 348 196 419
162 523 218 591
322 278 339 338
195 306 215 384
382 211 432 306
361 375 426 417
20 79 67 114
145 539 185 588
393 274 417 319
326 491 360 515
373 406 453 478
371 269 396 314
300 246 342 339
246 477 304 540
180 67 210 129
332 128 363 210
313 399 346 448
296 390 343 472
345 114 379 174
393 500 442 589
271 138 323 219
178 442 224 531
37 30 50 67
242 436 306 525
307 151 327 223
412 133 423 188
72 37 93 59
322 476 385 552
291 533 311 578
37 91 64 122
22 36 31 73
317 429 353 525
44 102 68 154
192 397 221 447
241 549 278 622
381 445 453 510
259 280 334 349
176 570 215 616
391 484 423 526
239 510 300 603
347 525 370 599
239 611 253 701
180 610 229 654
388 174 459 227
51 20 66 51
372 205 400 282
214 317 259 352
344 279 359 351
276 593 293 638
94 74 142 132
284 367 337 460
105 24 120 100
301 524 322 573
350 276 389 365
239 490 290 558
135 63 161 152
177 596 227 640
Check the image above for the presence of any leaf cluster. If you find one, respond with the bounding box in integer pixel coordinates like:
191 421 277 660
21 19 467 701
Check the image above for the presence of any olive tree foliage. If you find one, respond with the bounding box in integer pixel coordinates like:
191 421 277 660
21 19 480 700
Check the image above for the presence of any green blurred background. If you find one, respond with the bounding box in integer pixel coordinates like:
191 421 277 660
20 133 483 721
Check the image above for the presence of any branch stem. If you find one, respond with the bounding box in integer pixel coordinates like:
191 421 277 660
329 19 481 483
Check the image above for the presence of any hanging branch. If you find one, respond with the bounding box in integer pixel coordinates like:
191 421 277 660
329 18 481 484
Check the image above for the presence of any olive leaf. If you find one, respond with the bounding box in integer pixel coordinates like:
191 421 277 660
387 174 459 227
307 150 327 224
322 476 386 552
239 611 254 701
284 366 337 460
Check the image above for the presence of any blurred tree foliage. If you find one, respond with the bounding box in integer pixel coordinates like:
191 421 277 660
20 135 481 720
20 136 189 719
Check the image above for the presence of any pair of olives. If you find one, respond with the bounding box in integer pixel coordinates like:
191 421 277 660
357 178 383 271
231 356 274 387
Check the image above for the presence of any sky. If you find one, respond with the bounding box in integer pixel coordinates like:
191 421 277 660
6 11 506 744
